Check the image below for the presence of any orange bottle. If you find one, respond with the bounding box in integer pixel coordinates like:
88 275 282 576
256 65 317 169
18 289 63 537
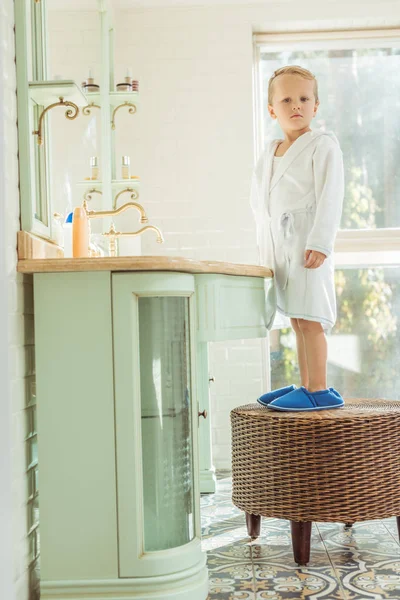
72 207 89 257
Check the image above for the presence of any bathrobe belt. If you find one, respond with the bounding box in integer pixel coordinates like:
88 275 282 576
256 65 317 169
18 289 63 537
278 204 314 240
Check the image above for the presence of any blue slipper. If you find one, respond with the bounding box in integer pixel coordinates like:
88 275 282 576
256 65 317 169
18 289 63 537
267 386 344 411
257 384 297 406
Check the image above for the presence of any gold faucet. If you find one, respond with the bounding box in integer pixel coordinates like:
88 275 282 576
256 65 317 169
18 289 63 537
81 200 163 257
83 199 148 224
102 223 164 257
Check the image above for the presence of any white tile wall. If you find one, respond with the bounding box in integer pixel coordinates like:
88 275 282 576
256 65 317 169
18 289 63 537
0 1 34 599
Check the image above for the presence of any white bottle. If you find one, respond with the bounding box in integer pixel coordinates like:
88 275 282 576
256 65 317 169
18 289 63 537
62 212 73 258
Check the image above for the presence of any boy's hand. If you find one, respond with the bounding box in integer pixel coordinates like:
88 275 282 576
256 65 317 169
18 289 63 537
304 249 327 269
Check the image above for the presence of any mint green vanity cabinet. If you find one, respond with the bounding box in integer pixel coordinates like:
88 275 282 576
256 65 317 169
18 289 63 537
32 266 273 600
34 270 208 600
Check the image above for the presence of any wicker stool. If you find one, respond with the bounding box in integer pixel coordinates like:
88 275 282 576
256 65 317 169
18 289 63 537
231 398 400 565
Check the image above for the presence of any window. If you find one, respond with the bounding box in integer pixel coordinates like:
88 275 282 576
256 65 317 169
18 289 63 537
254 30 400 399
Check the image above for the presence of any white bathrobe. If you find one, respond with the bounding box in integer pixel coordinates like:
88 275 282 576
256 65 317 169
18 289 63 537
250 129 344 332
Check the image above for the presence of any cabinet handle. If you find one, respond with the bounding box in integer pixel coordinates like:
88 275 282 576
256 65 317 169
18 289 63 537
198 410 208 419
208 376 215 383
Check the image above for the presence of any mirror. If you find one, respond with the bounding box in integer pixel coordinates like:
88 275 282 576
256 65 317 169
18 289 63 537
24 0 147 255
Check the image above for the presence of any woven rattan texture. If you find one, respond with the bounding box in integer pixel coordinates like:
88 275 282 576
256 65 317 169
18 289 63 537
231 399 400 523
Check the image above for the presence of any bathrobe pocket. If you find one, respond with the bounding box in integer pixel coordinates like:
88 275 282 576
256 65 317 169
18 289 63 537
274 243 291 290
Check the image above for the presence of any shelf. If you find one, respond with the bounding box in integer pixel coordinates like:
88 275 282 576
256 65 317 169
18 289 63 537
29 80 88 107
85 91 139 107
77 179 141 189
110 91 139 106
112 179 140 190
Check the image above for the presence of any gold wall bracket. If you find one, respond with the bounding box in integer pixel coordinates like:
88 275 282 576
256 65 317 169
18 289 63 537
83 188 103 202
102 222 164 257
111 102 137 130
82 102 101 116
113 187 140 210
32 96 79 146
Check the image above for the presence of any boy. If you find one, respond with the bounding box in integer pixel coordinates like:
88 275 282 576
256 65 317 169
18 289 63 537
251 66 344 411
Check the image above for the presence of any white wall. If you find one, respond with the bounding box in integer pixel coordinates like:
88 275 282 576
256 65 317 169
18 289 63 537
0 1 34 599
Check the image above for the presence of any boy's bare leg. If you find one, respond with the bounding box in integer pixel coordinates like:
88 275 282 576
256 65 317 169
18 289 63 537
297 319 327 392
290 318 309 388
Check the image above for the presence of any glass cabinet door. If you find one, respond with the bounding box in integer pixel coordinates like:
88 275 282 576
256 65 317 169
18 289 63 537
112 272 203 580
138 296 195 551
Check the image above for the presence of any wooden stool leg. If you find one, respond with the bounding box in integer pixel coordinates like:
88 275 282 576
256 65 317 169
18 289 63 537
245 512 261 539
290 520 312 566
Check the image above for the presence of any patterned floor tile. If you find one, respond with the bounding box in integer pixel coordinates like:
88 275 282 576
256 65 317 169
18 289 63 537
202 474 400 600
202 520 248 544
206 538 255 599
252 563 345 599
203 530 252 553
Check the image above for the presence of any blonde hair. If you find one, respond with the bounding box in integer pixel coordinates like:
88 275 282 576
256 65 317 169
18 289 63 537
268 65 319 105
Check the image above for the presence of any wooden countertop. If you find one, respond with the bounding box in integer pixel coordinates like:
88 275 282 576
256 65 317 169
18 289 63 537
17 256 273 278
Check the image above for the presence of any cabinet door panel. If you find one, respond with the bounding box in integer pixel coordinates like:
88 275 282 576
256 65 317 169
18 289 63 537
196 274 274 342
112 273 203 578
34 272 118 581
